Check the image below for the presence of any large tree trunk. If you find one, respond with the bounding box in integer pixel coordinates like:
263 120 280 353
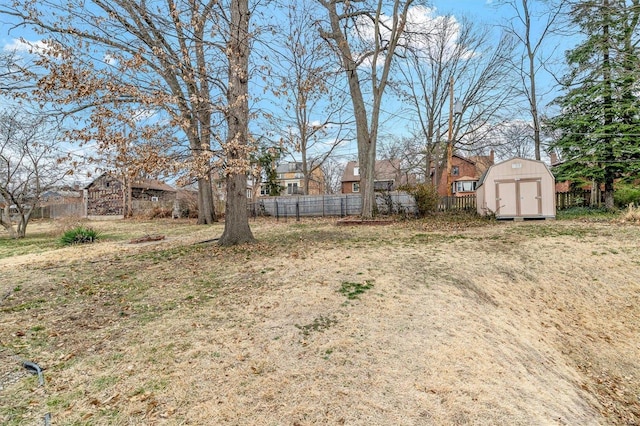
218 0 255 246
359 137 376 218
196 175 217 224
1 205 18 238
604 179 615 210
323 1 375 218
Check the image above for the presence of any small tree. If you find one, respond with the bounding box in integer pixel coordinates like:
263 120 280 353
0 109 69 238
272 2 352 195
256 146 284 196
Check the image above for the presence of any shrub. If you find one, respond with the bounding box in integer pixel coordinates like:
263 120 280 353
146 206 172 219
402 183 439 217
60 226 99 245
614 184 640 207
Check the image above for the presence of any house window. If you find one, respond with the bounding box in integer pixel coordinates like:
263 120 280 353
451 166 459 176
287 182 298 194
454 181 477 193
374 180 394 191
151 196 159 202
354 167 359 176
352 182 360 192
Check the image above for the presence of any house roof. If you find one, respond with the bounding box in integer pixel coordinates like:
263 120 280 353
341 159 402 183
454 175 478 182
131 179 176 192
85 173 176 192
276 162 303 174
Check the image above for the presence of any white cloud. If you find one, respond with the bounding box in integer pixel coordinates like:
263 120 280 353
3 38 51 55
353 6 473 66
104 53 117 65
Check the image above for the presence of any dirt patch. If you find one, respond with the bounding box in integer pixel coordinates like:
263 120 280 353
1 218 639 425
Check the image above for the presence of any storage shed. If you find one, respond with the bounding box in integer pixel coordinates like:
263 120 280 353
476 158 555 219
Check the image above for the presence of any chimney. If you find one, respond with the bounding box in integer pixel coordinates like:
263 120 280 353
550 152 558 165
489 150 495 164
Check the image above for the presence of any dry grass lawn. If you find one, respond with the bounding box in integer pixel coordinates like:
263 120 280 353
1 216 639 425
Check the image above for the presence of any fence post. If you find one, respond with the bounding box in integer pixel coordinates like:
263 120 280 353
296 199 300 222
275 200 279 221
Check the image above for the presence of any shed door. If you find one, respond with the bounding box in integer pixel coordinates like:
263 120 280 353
495 179 542 217
519 179 542 216
495 181 517 216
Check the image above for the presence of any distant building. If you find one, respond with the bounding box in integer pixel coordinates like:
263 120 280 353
85 173 177 217
267 162 325 196
432 152 494 196
341 159 416 194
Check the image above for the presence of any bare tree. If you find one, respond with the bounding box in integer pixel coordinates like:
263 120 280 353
0 109 69 238
397 13 516 188
497 0 567 160
318 0 418 218
266 2 353 195
320 157 345 194
379 133 426 182
492 120 536 160
0 0 233 225
0 50 36 92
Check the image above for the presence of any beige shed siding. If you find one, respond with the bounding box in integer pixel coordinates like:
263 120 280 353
476 158 555 218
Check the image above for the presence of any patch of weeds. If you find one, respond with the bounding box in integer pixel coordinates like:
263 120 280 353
47 396 72 410
2 298 47 312
94 375 119 390
295 315 338 337
13 285 21 292
0 405 29 426
0 232 59 259
60 226 99 245
557 206 618 221
339 280 374 300
144 378 169 391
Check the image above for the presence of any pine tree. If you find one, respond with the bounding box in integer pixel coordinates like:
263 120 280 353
548 0 640 209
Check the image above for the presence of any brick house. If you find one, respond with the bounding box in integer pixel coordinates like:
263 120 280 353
433 152 494 196
341 159 415 194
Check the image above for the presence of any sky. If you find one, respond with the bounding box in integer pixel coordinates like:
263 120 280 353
1 0 572 171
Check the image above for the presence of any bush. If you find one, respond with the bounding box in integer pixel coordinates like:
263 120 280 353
614 184 640 207
556 206 617 221
402 183 439 217
60 226 99 245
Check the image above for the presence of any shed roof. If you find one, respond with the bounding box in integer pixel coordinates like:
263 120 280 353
477 157 552 187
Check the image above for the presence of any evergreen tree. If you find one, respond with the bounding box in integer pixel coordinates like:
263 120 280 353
258 147 284 197
547 0 640 208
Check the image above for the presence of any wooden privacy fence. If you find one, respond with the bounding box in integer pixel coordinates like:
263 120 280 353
24 203 85 219
438 195 476 212
556 190 604 210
